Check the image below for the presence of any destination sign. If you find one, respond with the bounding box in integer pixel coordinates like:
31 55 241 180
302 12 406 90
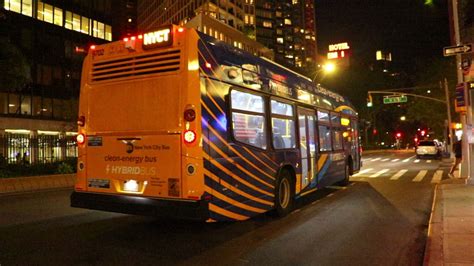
143 27 173 49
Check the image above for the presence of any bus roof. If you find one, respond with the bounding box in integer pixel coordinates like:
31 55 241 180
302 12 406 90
197 31 357 115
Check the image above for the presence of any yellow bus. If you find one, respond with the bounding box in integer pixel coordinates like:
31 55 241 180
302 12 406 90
71 25 360 221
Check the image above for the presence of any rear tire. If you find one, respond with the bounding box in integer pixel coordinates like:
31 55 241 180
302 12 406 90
274 170 294 217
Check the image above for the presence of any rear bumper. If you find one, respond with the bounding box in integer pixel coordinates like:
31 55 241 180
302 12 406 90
71 191 209 221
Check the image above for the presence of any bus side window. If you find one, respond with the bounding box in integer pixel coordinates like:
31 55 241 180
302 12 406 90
230 90 267 149
318 125 332 151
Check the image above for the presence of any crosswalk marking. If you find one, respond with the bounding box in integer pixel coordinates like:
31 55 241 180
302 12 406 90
381 158 390 162
431 170 443 183
371 158 381 162
390 169 408 180
353 168 373 176
391 159 400 162
369 169 390 178
414 159 420 163
402 155 416 162
412 170 428 182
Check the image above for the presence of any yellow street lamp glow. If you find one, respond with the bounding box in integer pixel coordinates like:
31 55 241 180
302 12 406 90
400 116 406 121
323 63 336 73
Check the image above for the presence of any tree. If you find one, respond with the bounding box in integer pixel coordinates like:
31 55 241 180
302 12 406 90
0 37 31 92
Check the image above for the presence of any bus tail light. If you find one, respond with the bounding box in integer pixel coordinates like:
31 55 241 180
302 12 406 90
76 133 86 145
184 130 196 144
184 109 196 122
77 116 85 127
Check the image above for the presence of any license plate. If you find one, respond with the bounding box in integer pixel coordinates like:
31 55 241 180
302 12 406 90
88 178 110 188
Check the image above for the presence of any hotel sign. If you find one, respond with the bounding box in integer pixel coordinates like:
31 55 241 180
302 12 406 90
327 42 350 60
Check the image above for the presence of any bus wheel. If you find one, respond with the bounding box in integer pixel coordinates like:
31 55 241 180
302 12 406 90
338 163 351 186
274 170 294 217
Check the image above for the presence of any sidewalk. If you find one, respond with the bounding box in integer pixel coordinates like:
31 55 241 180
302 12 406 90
424 176 474 265
0 174 75 195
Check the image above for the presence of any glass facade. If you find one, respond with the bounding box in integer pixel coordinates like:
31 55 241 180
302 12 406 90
4 0 112 41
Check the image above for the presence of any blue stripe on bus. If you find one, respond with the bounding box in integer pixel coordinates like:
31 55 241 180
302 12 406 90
203 128 276 185
209 193 262 218
204 176 273 211
203 140 275 191
203 157 274 201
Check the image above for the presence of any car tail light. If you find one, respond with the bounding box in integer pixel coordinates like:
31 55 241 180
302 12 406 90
76 133 85 145
184 130 196 144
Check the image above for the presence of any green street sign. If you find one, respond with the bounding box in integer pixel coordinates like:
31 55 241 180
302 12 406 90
383 95 407 104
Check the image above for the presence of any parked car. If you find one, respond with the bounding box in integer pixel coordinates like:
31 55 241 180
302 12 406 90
416 140 442 159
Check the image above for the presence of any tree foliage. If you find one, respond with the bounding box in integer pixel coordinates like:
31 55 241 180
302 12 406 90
0 37 31 91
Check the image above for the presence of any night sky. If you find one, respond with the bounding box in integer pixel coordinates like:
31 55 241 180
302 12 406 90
315 0 451 71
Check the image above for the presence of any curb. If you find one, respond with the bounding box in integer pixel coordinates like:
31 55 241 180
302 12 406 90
0 174 76 195
423 183 444 266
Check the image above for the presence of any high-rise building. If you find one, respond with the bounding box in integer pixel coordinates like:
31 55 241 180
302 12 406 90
0 0 134 163
137 0 318 69
137 0 272 59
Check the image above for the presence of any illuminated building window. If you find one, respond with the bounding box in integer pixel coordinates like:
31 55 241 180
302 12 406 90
72 13 81 32
203 26 207 34
65 11 72 29
54 7 63 26
43 3 53 23
277 37 284 44
245 15 249 24
220 33 223 41
105 25 112 41
284 19 291 25
276 11 282 18
37 1 43 20
249 16 254 24
81 16 90 34
97 22 105 39
22 0 32 17
292 0 298 4
276 29 283 35
376 51 382 60
6 0 21 13
263 21 272 28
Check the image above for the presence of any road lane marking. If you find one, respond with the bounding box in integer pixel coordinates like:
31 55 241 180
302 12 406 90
369 169 390 178
412 170 428 182
371 158 381 162
427 160 432 163
390 169 408 180
353 168 373 176
431 170 443 183
414 159 420 163
402 155 416 162
391 159 400 162
381 158 390 162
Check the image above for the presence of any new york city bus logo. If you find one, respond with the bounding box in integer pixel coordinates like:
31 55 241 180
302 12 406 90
143 27 172 49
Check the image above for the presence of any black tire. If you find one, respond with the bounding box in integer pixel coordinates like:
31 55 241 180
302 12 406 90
274 170 294 217
416 155 421 159
338 162 351 186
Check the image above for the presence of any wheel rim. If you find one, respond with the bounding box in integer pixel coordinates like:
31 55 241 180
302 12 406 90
279 178 290 208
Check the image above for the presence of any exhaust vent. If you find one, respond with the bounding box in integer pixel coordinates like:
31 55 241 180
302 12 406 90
91 49 180 82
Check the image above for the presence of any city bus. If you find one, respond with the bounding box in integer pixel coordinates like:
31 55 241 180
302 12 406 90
71 25 361 222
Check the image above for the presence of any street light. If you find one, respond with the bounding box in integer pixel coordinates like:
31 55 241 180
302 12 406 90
400 116 406 121
322 63 336 73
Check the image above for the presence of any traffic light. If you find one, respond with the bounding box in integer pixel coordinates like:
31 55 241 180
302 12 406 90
367 94 373 107
396 132 402 138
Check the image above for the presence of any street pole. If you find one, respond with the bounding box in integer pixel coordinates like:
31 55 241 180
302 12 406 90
443 79 454 156
451 0 471 180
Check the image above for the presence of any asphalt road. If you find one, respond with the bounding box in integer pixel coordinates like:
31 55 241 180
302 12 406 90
0 150 450 266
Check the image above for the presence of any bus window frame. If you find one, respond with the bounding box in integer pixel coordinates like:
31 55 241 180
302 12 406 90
270 97 297 151
228 87 268 151
330 112 344 151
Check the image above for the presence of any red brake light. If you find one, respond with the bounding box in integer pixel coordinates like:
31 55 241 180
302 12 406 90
184 109 196 122
184 130 196 144
90 45 96 50
131 36 136 40
76 133 86 145
123 37 129 42
138 35 143 39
